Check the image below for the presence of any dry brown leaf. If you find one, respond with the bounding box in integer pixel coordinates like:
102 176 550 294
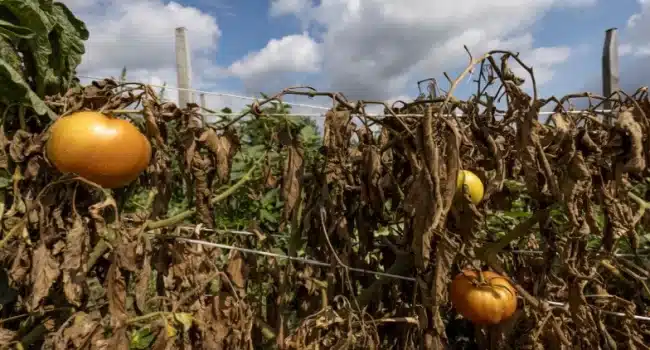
134 253 152 313
107 327 129 350
61 215 88 306
29 242 60 310
107 262 128 327
0 328 15 346
281 142 304 225
226 250 248 292
198 128 240 183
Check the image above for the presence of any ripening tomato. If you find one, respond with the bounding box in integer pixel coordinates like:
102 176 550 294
456 170 484 205
449 269 517 325
46 111 151 188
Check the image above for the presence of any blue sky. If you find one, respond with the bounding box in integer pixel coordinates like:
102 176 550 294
195 0 641 97
65 0 649 114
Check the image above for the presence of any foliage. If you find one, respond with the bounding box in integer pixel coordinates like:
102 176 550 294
1 2 650 349
0 0 88 120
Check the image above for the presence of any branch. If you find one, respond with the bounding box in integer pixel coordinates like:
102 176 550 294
145 155 264 230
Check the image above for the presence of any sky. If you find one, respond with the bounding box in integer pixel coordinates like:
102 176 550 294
58 0 649 117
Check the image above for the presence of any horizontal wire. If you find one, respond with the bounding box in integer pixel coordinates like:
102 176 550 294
77 74 615 117
173 237 416 282
204 110 612 118
77 75 331 111
172 236 650 322
178 227 649 258
545 300 650 322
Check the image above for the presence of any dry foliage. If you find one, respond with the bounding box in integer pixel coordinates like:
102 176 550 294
0 51 649 350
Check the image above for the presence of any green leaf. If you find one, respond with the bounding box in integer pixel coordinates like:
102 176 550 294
261 188 278 205
0 36 21 73
130 328 155 349
502 211 531 218
0 0 87 102
1 0 54 96
0 176 10 189
0 59 54 118
47 3 88 91
260 208 277 223
0 19 34 40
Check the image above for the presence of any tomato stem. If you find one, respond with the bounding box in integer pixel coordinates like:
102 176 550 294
107 109 143 115
145 153 265 230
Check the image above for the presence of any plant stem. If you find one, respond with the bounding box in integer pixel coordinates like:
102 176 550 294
18 106 26 130
87 239 110 269
146 156 263 230
107 109 143 114
476 206 553 260
0 220 26 250
127 311 168 325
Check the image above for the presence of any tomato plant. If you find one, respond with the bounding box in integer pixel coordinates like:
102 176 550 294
46 111 151 188
449 269 517 325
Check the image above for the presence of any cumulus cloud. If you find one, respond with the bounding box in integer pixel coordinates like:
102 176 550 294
512 46 572 85
593 0 650 93
256 0 594 100
228 33 322 92
58 0 228 106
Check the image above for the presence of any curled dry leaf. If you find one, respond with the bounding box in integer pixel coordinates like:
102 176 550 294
198 128 240 184
281 142 304 226
106 262 128 327
29 242 61 311
61 215 88 306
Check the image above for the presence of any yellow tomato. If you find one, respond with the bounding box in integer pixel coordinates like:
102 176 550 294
456 170 484 205
46 111 151 188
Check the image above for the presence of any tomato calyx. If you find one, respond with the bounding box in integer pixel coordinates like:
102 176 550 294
461 270 516 298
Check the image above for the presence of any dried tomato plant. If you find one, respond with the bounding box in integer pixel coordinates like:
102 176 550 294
0 50 648 350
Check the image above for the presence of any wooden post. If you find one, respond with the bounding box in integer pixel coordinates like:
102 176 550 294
175 27 193 107
602 28 619 123
200 93 207 109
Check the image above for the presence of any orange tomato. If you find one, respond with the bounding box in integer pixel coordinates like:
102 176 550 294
450 269 517 325
46 111 151 188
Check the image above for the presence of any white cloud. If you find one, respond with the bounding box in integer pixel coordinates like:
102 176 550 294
620 1 650 58
511 46 572 85
269 0 312 17
256 0 592 100
608 0 650 93
59 0 233 107
228 33 322 91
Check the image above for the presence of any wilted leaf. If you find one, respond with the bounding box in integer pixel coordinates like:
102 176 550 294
61 215 87 306
226 250 247 292
29 242 60 310
108 327 129 350
198 128 240 183
0 327 15 346
107 262 128 327
281 142 304 225
134 253 151 313
57 312 102 350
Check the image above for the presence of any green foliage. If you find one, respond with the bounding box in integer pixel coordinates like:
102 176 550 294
0 0 88 119
212 101 322 233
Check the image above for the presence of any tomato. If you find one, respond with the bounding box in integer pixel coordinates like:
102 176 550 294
46 111 152 188
449 270 517 325
456 170 484 205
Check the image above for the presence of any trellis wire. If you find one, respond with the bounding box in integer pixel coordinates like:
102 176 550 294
173 237 415 282
202 110 613 118
77 75 331 111
77 74 614 118
177 226 649 258
172 236 650 322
